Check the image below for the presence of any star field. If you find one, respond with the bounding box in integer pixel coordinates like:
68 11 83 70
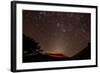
23 10 91 57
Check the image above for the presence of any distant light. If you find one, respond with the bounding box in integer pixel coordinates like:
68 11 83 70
62 29 66 32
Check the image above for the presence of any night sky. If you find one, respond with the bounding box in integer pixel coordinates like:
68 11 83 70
23 10 91 57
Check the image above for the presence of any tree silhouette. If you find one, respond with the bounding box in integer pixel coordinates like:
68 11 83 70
23 34 42 57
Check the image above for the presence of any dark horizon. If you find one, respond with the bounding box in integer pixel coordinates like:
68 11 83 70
23 34 91 63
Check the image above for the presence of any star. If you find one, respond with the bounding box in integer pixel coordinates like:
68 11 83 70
82 29 86 33
57 23 60 27
62 29 66 32
39 12 43 15
39 12 47 16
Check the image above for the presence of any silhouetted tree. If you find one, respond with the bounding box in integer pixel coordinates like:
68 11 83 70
23 34 42 57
